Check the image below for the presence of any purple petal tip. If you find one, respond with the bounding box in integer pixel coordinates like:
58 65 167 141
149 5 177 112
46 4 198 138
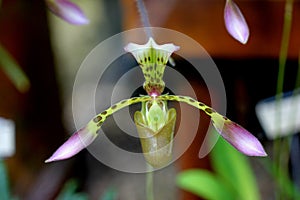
212 114 267 157
45 127 97 163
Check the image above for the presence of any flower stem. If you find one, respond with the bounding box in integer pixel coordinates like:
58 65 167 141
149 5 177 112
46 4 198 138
273 0 294 199
295 51 300 90
135 0 153 38
146 165 154 200
275 0 293 101
0 44 30 92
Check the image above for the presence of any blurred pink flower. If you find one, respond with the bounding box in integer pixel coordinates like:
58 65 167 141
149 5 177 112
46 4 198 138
45 0 89 25
224 0 249 44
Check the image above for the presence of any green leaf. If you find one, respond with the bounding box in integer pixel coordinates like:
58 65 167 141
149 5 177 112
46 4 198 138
0 44 30 92
176 169 233 200
211 134 260 200
0 160 11 200
261 158 300 199
57 179 88 200
99 187 117 200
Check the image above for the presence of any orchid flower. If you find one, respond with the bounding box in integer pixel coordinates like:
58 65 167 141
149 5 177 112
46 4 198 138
45 0 89 25
224 0 249 44
45 38 266 167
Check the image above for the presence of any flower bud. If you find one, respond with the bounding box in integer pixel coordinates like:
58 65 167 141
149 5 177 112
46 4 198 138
224 0 249 44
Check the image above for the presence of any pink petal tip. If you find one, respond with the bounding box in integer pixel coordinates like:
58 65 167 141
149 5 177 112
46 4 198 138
212 114 267 157
45 127 97 163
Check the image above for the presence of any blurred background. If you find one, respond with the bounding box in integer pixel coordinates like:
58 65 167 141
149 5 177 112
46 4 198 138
0 0 300 199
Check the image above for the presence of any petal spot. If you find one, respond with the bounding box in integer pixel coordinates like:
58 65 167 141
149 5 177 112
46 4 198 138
205 107 215 114
111 105 117 110
189 98 196 103
199 102 205 107
93 116 102 123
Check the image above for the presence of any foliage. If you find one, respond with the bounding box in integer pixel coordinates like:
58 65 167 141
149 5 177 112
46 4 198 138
0 44 30 93
0 160 11 200
177 133 260 200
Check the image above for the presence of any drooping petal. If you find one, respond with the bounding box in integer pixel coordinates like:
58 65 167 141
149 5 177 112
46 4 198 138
45 96 153 163
45 0 89 25
157 95 267 157
224 0 249 44
211 112 267 156
45 127 97 163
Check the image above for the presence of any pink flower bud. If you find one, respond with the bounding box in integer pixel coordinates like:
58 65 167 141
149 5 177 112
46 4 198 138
224 0 249 44
45 0 89 25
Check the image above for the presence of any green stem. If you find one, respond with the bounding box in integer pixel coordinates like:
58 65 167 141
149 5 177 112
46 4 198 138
273 0 294 199
0 160 11 200
295 51 300 90
146 165 154 200
276 0 293 96
0 44 30 92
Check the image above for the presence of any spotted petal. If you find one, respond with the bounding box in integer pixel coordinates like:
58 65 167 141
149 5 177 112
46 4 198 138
45 96 152 163
124 37 179 95
45 127 97 163
157 95 267 157
124 37 180 57
45 0 89 25
224 0 249 44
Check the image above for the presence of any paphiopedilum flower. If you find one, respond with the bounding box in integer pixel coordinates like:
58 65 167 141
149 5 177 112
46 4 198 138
224 0 249 44
45 0 89 25
45 38 266 167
